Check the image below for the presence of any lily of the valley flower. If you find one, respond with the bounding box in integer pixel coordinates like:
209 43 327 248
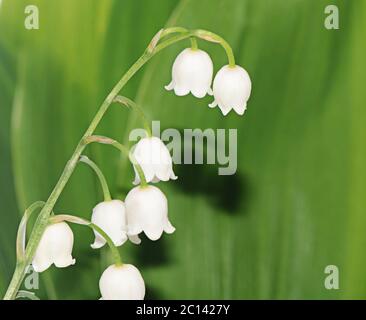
209 65 252 116
91 200 128 249
32 222 75 273
165 48 213 98
132 136 177 185
99 264 145 300
125 185 175 241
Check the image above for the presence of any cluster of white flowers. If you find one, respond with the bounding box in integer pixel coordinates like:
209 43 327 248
27 32 252 300
165 48 252 116
32 136 177 300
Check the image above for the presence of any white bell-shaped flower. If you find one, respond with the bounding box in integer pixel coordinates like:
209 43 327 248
91 200 128 249
132 136 177 185
125 185 175 241
32 222 75 273
99 264 145 300
165 48 213 98
209 65 252 116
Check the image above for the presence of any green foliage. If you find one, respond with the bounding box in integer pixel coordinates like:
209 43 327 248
0 0 365 299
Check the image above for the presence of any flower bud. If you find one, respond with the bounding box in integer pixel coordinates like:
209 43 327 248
165 48 213 98
125 185 175 241
209 65 252 116
132 137 177 185
32 222 75 273
91 200 128 249
99 264 145 300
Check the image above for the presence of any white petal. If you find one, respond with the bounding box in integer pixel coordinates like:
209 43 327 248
99 264 145 300
128 234 141 245
163 220 176 234
208 100 217 108
32 256 52 273
144 226 164 241
191 87 208 99
164 81 174 91
173 85 190 96
219 104 232 116
169 171 178 180
54 255 76 268
91 237 106 249
233 103 247 115
127 224 143 236
91 200 128 249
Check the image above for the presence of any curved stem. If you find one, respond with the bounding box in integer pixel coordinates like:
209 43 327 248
79 155 111 201
156 27 235 66
4 26 236 300
160 27 188 38
49 215 122 265
90 223 122 265
84 135 148 187
193 29 236 66
110 140 148 187
113 96 152 137
16 201 45 262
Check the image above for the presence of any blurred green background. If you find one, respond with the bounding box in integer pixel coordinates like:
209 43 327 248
0 0 365 299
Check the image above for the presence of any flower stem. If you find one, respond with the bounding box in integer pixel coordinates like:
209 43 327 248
79 156 111 202
193 29 236 67
190 37 198 50
84 135 148 187
157 27 236 66
113 95 152 137
89 223 122 265
160 27 188 38
110 140 148 187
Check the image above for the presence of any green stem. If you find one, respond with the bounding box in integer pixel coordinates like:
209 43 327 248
84 135 148 187
193 29 236 66
49 215 122 265
160 27 188 38
89 223 122 265
190 37 198 50
110 140 148 187
79 155 111 201
157 27 236 66
113 96 152 137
